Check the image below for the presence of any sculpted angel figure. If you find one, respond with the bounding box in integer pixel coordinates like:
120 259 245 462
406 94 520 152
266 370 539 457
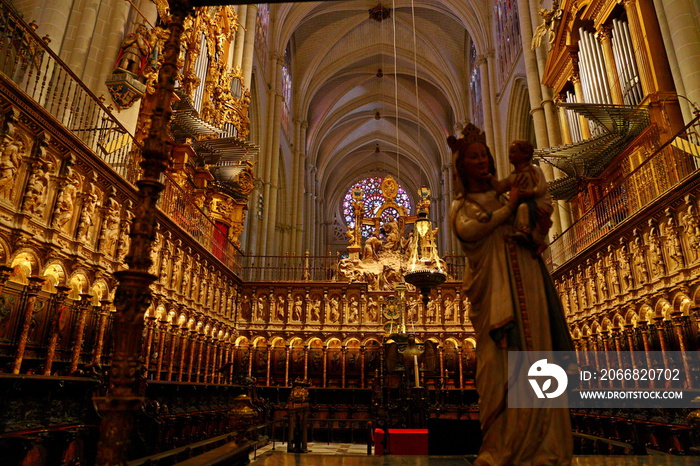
52 174 79 230
531 6 562 50
0 137 24 196
23 159 52 215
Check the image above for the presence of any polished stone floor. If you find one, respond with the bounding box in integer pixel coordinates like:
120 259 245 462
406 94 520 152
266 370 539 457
249 442 700 465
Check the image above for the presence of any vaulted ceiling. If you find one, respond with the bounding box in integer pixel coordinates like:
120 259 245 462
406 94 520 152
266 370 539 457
272 0 491 214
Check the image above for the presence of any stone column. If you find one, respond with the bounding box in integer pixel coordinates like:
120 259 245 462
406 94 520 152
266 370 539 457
477 55 496 153
438 346 445 387
92 299 112 367
187 329 198 382
154 319 168 381
176 327 189 382
600 330 614 388
671 312 693 388
232 5 247 71
199 334 210 383
656 0 700 123
322 347 328 388
211 337 221 384
166 321 179 381
241 4 257 89
613 331 625 388
624 325 640 388
142 315 157 378
43 285 71 376
638 321 654 387
516 0 550 150
68 293 92 375
654 317 672 374
266 344 272 386
303 346 309 380
341 347 347 388
360 346 365 389
285 345 291 386
12 276 45 374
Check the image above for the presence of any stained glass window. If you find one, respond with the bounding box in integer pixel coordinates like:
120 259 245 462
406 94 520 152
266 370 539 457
255 4 270 75
494 0 521 85
281 45 292 135
342 177 412 239
469 42 484 131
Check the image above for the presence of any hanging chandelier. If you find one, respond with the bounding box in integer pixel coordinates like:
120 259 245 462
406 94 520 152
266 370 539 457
404 186 446 305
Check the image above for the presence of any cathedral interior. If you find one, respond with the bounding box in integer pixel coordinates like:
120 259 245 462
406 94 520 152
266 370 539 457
0 0 700 463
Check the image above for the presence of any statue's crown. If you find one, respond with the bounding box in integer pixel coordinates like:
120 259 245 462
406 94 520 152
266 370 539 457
461 122 486 145
446 122 486 153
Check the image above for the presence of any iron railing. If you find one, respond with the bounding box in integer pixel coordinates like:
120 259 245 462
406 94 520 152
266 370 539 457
546 115 700 270
239 254 466 282
239 254 339 282
0 2 139 182
160 173 242 273
0 0 242 271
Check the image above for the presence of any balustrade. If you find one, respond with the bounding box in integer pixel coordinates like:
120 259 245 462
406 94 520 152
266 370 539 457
548 116 700 270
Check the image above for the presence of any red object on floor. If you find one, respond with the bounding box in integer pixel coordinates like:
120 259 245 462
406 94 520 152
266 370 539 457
373 428 429 455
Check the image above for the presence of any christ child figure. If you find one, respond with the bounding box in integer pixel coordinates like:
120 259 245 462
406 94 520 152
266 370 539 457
490 140 553 255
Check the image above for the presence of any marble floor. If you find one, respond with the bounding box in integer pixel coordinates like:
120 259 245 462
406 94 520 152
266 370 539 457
249 442 700 465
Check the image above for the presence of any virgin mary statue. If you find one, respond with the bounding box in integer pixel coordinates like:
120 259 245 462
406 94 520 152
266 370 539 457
448 124 574 466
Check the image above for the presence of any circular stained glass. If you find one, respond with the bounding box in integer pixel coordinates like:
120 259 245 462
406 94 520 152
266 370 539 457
342 177 411 239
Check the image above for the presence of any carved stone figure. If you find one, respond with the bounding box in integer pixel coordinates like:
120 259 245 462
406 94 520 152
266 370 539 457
444 296 454 321
631 233 648 284
78 185 99 242
586 261 597 304
346 224 356 246
52 174 79 231
348 297 359 323
427 299 436 323
277 295 285 320
577 269 587 310
170 254 182 291
241 295 251 320
617 240 633 290
293 295 302 321
0 136 25 197
267 294 276 319
382 216 401 251
647 221 665 277
256 295 266 321
531 6 562 49
604 246 618 296
556 281 569 315
367 297 378 322
462 297 471 321
407 297 419 322
117 212 133 263
101 196 121 255
22 159 52 215
310 298 321 321
596 254 608 300
682 202 700 262
329 296 340 322
568 272 578 313
116 24 152 77
663 212 684 269
363 231 381 261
